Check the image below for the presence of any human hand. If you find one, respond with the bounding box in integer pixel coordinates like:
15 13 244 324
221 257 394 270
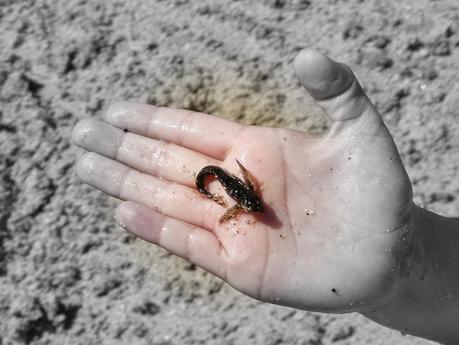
72 49 414 314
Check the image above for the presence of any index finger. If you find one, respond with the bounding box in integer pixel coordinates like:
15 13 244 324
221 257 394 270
105 102 244 160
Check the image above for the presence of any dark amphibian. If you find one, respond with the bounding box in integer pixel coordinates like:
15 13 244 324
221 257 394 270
196 160 264 223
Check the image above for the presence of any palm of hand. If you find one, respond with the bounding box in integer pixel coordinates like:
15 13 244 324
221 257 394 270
220 121 412 311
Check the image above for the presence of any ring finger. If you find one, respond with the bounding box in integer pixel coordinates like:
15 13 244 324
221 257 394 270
77 152 223 230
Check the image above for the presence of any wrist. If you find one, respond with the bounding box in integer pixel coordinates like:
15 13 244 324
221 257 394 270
363 205 459 344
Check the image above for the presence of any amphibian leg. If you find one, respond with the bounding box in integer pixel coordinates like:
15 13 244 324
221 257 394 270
236 159 256 191
210 193 227 206
219 204 241 223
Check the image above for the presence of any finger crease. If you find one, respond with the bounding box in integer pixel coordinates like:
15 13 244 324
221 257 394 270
186 227 195 261
151 180 168 213
158 215 169 246
115 131 128 161
150 139 167 177
118 168 135 200
147 106 161 137
225 126 248 158
202 200 221 231
177 112 194 147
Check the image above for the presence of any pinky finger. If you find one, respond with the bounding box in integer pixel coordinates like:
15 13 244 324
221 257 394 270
115 201 227 279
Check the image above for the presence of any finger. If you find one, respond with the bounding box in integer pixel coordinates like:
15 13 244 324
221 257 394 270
77 153 222 230
104 102 244 160
293 49 387 135
115 201 227 278
72 119 219 187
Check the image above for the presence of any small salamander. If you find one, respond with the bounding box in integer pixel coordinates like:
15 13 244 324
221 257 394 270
196 160 264 223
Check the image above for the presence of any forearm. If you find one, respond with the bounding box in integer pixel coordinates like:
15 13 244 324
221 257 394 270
363 205 459 344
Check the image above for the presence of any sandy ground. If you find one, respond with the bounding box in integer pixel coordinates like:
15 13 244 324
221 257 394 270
1 0 459 344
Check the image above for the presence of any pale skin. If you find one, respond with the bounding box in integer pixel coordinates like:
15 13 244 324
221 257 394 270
72 49 459 344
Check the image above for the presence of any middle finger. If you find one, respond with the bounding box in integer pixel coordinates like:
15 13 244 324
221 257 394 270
72 118 220 187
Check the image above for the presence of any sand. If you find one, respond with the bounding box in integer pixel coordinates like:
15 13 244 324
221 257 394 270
1 0 458 344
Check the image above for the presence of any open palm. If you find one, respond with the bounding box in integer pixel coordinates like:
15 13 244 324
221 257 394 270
73 50 414 314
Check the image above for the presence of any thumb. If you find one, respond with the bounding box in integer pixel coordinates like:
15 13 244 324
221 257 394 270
293 49 384 134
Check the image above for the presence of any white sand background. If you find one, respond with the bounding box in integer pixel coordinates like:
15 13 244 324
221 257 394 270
1 0 458 344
